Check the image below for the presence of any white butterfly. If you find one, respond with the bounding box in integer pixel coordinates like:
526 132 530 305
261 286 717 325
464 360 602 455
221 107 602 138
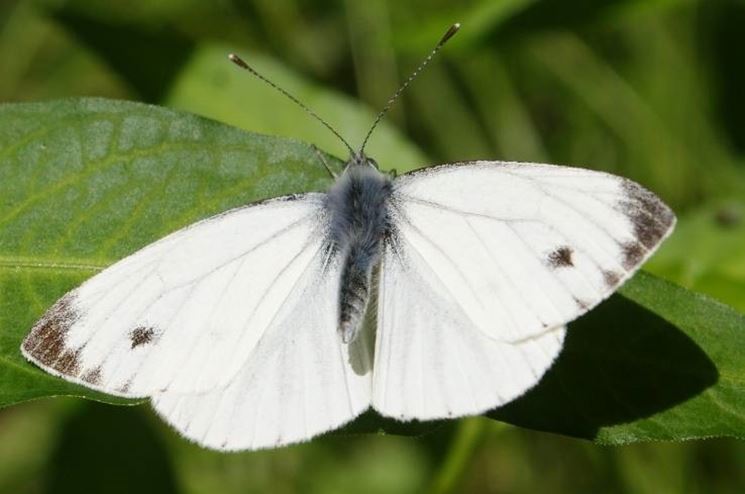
20 24 675 451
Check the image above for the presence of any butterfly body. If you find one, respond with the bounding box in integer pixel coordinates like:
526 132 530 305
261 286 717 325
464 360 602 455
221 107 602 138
326 153 393 343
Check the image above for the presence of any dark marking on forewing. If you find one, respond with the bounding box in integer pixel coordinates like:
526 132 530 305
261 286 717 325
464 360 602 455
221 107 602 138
130 326 155 349
622 242 645 270
603 270 622 288
547 246 574 268
57 348 82 375
618 181 675 250
22 293 82 377
82 366 102 386
117 381 132 394
573 297 590 310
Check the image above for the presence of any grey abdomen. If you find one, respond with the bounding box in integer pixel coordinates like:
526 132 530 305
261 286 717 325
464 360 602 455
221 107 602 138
338 252 372 343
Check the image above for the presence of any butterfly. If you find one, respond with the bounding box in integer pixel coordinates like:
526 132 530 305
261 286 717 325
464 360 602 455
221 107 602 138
20 24 675 451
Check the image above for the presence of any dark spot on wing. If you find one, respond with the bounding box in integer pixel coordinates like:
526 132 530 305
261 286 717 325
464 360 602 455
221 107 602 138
130 326 156 349
117 381 131 394
619 181 675 249
573 297 590 310
57 348 82 375
603 270 622 288
23 293 83 377
82 366 102 386
622 242 645 270
548 246 574 268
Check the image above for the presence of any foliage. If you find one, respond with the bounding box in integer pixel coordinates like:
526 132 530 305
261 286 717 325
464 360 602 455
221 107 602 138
1 0 744 492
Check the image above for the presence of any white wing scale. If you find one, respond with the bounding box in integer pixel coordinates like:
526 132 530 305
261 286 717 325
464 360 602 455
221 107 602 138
373 241 566 419
372 160 674 420
152 252 372 450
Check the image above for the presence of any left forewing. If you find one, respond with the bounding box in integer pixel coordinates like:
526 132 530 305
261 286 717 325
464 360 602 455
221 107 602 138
21 194 337 397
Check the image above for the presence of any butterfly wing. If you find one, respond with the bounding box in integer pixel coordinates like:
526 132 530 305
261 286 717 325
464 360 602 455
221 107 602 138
21 193 356 398
374 247 567 420
151 252 373 450
373 161 675 420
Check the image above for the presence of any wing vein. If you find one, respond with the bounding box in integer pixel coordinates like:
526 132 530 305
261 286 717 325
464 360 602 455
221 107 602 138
462 217 540 328
221 238 326 381
398 194 543 224
154 211 317 292
397 215 490 335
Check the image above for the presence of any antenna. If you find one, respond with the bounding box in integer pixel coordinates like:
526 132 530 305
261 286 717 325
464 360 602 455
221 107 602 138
228 53 355 155
359 22 460 154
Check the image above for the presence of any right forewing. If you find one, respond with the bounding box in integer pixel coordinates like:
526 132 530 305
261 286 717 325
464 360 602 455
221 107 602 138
385 161 675 343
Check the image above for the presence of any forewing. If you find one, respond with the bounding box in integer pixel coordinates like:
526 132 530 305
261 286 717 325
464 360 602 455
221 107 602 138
21 193 331 397
152 253 373 451
389 161 676 344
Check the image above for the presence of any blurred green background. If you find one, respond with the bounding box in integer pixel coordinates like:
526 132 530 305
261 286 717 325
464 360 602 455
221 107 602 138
1 0 745 492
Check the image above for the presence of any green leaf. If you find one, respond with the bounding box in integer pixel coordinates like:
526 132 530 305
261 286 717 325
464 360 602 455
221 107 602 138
645 199 745 312
491 271 745 444
1 98 744 446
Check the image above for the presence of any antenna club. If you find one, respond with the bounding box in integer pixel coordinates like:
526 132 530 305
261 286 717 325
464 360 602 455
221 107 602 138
228 53 249 69
359 22 462 153
440 23 461 45
228 50 355 154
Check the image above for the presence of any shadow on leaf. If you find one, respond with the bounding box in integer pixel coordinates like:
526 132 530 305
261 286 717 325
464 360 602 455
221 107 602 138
490 294 718 440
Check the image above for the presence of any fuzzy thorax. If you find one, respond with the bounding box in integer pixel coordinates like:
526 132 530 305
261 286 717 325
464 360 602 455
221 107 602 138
326 160 392 343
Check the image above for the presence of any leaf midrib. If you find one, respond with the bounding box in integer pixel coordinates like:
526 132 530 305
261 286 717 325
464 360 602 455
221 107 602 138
0 256 108 272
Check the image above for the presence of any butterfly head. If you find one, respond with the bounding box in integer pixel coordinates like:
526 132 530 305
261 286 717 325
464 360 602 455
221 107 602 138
347 151 379 170
229 24 460 182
